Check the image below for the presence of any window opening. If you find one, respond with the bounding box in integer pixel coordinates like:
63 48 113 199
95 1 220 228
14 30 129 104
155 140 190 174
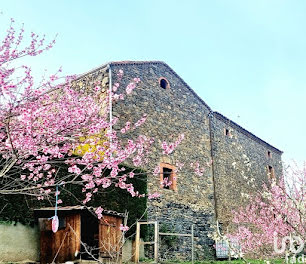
268 165 275 179
159 78 169 89
162 167 173 189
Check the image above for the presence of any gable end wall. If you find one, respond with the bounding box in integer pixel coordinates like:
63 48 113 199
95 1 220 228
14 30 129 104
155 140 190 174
110 62 216 258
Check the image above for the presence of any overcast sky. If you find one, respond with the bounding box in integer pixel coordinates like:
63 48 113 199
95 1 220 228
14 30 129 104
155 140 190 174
1 0 305 165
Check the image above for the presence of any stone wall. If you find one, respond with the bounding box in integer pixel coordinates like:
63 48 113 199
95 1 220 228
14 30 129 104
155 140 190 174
76 61 283 259
122 239 144 263
0 223 39 262
73 61 217 259
109 62 216 259
211 112 283 224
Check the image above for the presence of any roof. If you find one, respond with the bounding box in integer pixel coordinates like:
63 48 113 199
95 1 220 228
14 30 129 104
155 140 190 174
34 206 125 217
77 60 282 154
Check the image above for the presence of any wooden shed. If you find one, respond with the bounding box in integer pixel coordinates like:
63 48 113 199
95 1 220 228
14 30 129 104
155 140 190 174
34 206 125 263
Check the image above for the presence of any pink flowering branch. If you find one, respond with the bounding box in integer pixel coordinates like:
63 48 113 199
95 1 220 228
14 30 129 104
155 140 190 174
0 19 214 227
227 163 305 258
161 133 184 155
0 20 154 203
0 19 196 219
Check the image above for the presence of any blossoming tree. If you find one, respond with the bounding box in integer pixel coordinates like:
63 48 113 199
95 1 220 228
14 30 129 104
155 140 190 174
227 163 305 258
0 19 192 219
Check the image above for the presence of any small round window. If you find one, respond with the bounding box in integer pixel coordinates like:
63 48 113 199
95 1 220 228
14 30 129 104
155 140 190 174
159 78 170 89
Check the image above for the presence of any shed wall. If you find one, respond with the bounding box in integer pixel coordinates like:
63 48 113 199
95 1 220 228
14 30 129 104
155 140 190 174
40 213 81 263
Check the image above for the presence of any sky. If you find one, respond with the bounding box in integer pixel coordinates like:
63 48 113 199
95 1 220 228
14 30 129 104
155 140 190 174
0 0 305 165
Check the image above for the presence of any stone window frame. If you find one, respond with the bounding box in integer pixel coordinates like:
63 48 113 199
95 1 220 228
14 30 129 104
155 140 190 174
267 150 272 158
159 162 177 191
267 165 275 179
158 77 170 90
224 128 231 137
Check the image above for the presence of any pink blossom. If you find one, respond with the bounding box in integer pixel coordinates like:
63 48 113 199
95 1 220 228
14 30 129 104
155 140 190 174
68 165 81 175
126 82 136 94
0 19 191 210
113 83 119 92
161 133 184 155
119 224 129 232
95 206 103 219
153 166 160 176
148 192 161 200
133 77 141 83
117 69 124 79
228 166 305 256
192 162 205 176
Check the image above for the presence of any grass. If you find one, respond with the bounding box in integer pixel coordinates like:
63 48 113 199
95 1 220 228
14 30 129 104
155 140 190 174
139 259 284 264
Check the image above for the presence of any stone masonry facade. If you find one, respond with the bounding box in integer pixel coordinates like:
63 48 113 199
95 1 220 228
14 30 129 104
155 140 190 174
211 112 282 225
74 61 283 259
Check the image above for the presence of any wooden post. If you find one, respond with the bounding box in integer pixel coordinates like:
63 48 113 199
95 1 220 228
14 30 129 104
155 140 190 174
154 221 159 263
191 224 194 264
135 222 140 263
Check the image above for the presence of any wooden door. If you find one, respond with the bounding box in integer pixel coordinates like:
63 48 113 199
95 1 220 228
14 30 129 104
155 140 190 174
99 215 123 260
39 214 81 263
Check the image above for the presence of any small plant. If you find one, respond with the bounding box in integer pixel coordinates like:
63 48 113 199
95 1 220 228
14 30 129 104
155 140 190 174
159 223 178 249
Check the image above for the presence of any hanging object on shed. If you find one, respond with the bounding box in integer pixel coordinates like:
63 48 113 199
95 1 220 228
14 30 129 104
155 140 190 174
50 185 59 233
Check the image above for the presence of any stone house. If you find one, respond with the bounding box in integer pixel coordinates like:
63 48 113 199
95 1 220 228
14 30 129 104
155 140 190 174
74 60 283 258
